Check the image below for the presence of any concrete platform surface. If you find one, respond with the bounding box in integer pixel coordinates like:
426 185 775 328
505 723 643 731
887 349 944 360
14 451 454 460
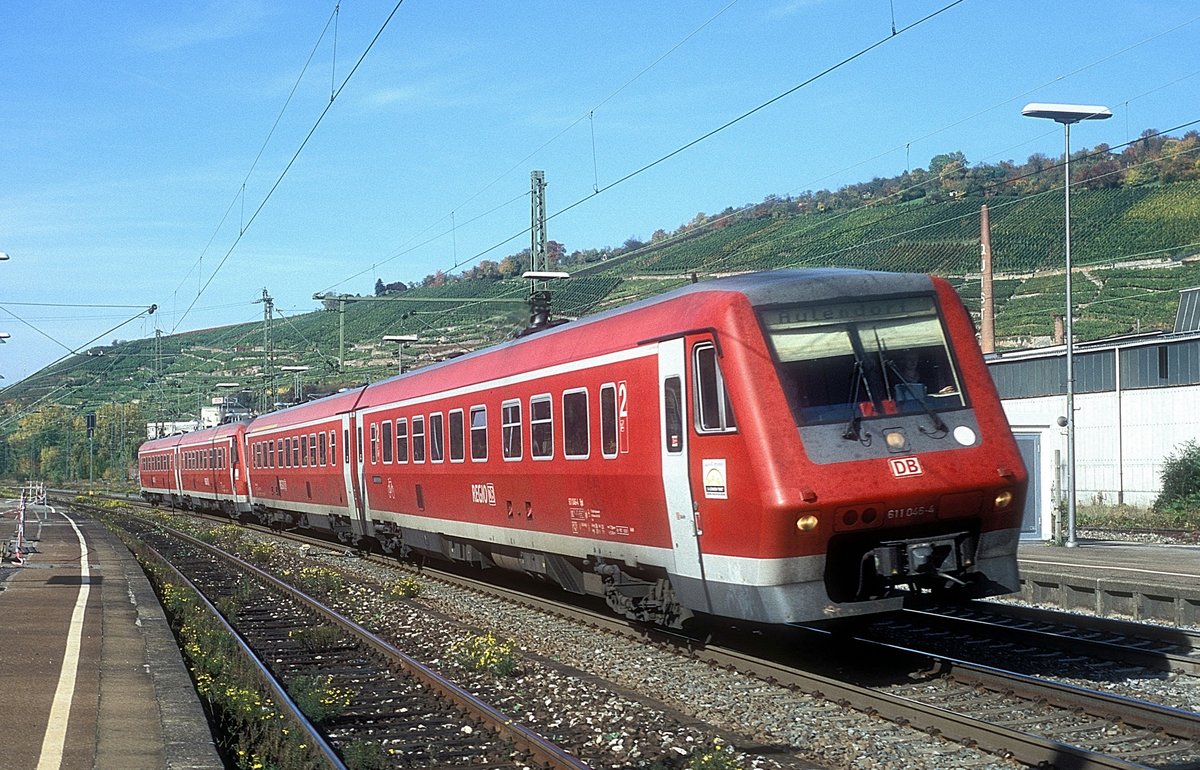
1017 539 1200 625
0 500 222 770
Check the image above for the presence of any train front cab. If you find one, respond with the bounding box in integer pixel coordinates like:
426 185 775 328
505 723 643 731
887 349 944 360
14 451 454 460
757 275 1026 617
657 272 1027 626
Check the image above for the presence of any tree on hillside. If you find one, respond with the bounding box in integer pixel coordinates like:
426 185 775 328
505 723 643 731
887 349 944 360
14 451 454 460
499 251 527 278
1076 144 1123 189
421 270 447 288
1160 133 1200 183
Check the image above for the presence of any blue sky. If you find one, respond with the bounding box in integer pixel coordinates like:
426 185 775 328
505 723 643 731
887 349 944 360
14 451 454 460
2 1 1198 384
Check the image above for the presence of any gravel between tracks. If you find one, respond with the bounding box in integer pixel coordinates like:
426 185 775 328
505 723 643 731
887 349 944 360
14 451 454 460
268 540 1021 770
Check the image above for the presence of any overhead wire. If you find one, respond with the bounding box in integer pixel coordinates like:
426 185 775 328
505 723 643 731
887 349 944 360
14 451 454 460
380 0 967 289
15 3 1200 422
315 2 747 295
400 4 1198 295
172 0 407 333
170 4 343 302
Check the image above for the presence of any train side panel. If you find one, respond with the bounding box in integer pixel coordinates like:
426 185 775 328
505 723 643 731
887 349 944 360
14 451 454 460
243 389 364 537
138 434 183 506
358 345 674 568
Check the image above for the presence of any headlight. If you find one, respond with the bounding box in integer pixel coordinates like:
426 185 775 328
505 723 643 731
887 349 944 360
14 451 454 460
994 489 1014 510
796 514 820 532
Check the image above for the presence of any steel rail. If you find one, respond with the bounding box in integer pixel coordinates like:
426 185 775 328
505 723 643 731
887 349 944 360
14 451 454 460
349 550 1160 770
126 535 348 770
906 603 1200 675
86 498 1190 770
165 525 592 770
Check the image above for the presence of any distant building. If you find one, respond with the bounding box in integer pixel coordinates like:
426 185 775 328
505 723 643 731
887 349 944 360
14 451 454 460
988 287 1200 539
145 420 200 439
144 397 252 439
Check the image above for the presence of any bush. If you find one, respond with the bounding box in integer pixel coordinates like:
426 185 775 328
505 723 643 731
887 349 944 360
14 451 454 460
448 631 518 676
286 674 355 724
1155 440 1200 512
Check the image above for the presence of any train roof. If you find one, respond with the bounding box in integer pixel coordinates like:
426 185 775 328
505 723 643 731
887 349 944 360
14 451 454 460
674 268 936 308
205 269 943 426
350 268 938 410
244 385 367 434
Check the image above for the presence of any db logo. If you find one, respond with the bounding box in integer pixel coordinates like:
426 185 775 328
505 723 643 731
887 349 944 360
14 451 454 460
889 457 923 477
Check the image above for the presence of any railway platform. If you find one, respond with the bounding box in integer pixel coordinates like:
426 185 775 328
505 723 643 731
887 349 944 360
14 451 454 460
0 498 222 770
1016 538 1200 627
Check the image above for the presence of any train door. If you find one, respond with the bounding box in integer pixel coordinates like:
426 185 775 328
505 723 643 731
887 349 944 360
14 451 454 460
658 338 710 611
172 446 182 504
352 414 369 536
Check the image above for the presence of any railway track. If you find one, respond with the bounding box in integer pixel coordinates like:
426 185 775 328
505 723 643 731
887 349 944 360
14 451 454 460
72 496 1200 768
898 601 1200 676
802 625 1200 769
352 544 1200 769
109 512 590 770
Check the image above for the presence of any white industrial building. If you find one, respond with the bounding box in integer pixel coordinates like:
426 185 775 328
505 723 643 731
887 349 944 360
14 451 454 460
987 287 1200 539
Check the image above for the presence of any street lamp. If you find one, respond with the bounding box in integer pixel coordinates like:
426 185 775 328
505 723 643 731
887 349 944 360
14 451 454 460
382 335 418 375
279 366 309 404
1022 102 1112 548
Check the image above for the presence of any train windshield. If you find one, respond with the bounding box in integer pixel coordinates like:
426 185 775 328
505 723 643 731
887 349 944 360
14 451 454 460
761 295 967 426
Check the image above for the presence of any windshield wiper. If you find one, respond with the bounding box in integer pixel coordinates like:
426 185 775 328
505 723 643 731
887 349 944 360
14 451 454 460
883 358 948 436
842 357 872 442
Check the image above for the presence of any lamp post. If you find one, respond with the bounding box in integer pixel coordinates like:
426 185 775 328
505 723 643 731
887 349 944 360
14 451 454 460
382 335 418 375
279 366 309 404
1022 102 1111 548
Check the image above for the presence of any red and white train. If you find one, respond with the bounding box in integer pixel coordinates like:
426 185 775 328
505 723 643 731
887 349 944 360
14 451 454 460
139 269 1027 627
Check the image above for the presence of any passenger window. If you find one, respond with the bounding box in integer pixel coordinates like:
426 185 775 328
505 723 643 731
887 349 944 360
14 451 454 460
449 409 465 462
470 405 487 461
412 416 426 463
430 413 445 463
531 395 553 459
309 433 317 466
664 376 684 453
319 432 327 466
600 383 618 458
370 423 379 464
563 389 589 459
502 400 522 461
396 419 409 463
382 420 393 464
694 343 737 433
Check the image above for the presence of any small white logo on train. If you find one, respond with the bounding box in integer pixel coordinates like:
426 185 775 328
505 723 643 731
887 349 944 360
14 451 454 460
889 456 923 477
702 458 728 500
471 482 496 506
